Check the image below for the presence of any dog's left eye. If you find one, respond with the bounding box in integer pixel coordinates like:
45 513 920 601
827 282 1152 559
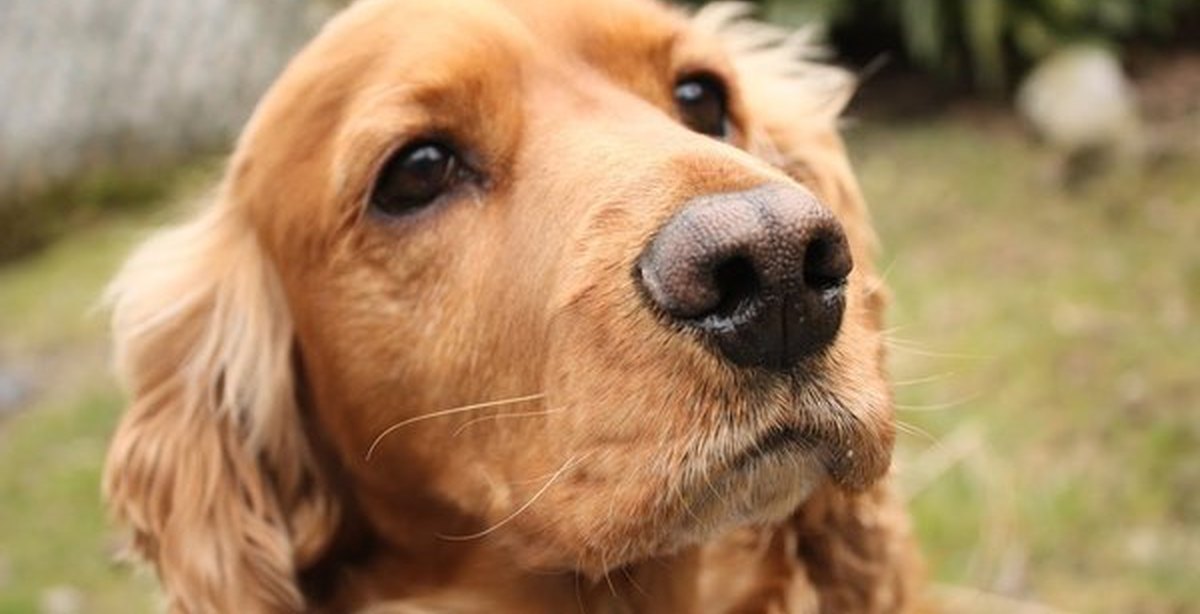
674 75 729 138
371 142 462 215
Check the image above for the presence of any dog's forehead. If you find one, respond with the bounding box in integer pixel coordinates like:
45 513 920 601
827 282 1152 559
256 0 697 139
501 0 685 56
331 0 685 69
237 0 713 248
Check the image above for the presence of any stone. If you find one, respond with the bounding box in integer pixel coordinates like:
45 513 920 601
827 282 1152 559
1017 45 1143 158
0 368 30 418
39 585 84 614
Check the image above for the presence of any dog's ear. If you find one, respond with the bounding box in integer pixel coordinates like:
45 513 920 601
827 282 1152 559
104 192 338 612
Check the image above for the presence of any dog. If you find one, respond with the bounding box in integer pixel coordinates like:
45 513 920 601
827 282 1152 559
104 0 921 611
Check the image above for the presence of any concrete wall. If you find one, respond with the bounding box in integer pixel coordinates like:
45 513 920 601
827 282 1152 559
0 0 332 198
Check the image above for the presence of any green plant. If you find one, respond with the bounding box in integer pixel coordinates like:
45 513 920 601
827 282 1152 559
761 0 1199 92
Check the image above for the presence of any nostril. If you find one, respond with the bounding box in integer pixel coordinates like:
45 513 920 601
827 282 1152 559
710 255 760 318
802 234 852 291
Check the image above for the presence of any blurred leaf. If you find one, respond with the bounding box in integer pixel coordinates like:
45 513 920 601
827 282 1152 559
1096 0 1136 32
1042 0 1086 24
964 0 1007 92
765 0 839 27
1012 9 1058 61
752 0 1197 93
899 0 944 69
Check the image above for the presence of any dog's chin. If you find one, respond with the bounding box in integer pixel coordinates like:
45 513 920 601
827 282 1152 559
543 388 891 577
560 450 827 580
677 447 827 541
547 431 827 575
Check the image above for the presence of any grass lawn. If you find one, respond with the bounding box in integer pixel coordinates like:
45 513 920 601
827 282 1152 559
0 212 165 613
852 112 1200 613
0 116 1196 612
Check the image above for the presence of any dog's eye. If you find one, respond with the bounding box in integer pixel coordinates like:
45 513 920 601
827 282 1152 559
674 75 729 138
371 142 460 215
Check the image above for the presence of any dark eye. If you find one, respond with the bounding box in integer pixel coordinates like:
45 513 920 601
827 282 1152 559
370 141 461 215
674 75 729 138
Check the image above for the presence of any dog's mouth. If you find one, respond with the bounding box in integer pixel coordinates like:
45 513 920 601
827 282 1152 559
656 420 830 547
714 398 892 494
726 423 817 475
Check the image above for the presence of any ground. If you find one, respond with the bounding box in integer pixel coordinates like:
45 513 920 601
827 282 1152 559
0 112 1196 613
855 109 1200 614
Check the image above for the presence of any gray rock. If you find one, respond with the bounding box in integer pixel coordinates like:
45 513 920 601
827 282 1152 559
0 368 30 417
39 585 84 614
1017 45 1143 157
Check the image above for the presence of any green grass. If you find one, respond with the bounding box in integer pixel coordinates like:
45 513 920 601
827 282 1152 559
0 382 158 614
0 118 1196 612
851 113 1200 613
0 219 142 354
0 177 210 612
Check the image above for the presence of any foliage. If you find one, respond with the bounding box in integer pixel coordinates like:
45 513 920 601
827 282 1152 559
761 0 1200 92
0 161 218 263
0 208 168 612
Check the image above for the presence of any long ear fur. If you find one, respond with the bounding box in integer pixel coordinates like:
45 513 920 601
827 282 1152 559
104 192 337 612
697 4 923 612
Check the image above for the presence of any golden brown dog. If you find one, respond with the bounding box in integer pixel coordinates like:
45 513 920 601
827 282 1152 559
104 0 921 611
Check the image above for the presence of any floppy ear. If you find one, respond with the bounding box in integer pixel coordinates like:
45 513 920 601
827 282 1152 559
104 192 338 612
697 5 923 611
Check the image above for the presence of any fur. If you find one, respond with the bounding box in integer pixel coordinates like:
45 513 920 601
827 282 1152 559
104 1 922 612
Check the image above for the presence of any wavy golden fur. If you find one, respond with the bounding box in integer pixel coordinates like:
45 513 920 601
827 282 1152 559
104 0 922 611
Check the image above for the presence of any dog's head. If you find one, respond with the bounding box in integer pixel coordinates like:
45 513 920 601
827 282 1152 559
105 0 893 609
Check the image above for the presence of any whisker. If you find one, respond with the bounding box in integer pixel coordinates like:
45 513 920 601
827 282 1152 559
671 473 706 527
438 453 584 541
884 335 944 349
574 565 588 614
666 433 707 528
885 340 990 360
699 441 734 511
856 52 891 87
897 393 980 413
895 419 938 445
620 566 649 600
601 552 619 601
900 424 982 500
364 392 546 461
867 258 898 295
877 325 910 338
892 371 959 387
452 406 567 437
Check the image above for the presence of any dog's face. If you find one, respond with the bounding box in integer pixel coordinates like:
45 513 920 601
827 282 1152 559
223 0 894 573
107 2 899 605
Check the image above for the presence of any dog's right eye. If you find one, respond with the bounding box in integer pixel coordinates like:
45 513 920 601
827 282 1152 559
674 74 729 139
370 142 461 215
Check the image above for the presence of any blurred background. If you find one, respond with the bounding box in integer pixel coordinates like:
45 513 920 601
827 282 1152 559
0 0 1197 612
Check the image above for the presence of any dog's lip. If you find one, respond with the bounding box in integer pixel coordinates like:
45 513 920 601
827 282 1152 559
723 420 888 491
726 424 817 474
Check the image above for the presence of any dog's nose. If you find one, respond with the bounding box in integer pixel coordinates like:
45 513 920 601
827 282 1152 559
637 184 852 370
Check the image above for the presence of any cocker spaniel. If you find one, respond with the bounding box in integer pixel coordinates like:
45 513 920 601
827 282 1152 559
104 0 922 611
